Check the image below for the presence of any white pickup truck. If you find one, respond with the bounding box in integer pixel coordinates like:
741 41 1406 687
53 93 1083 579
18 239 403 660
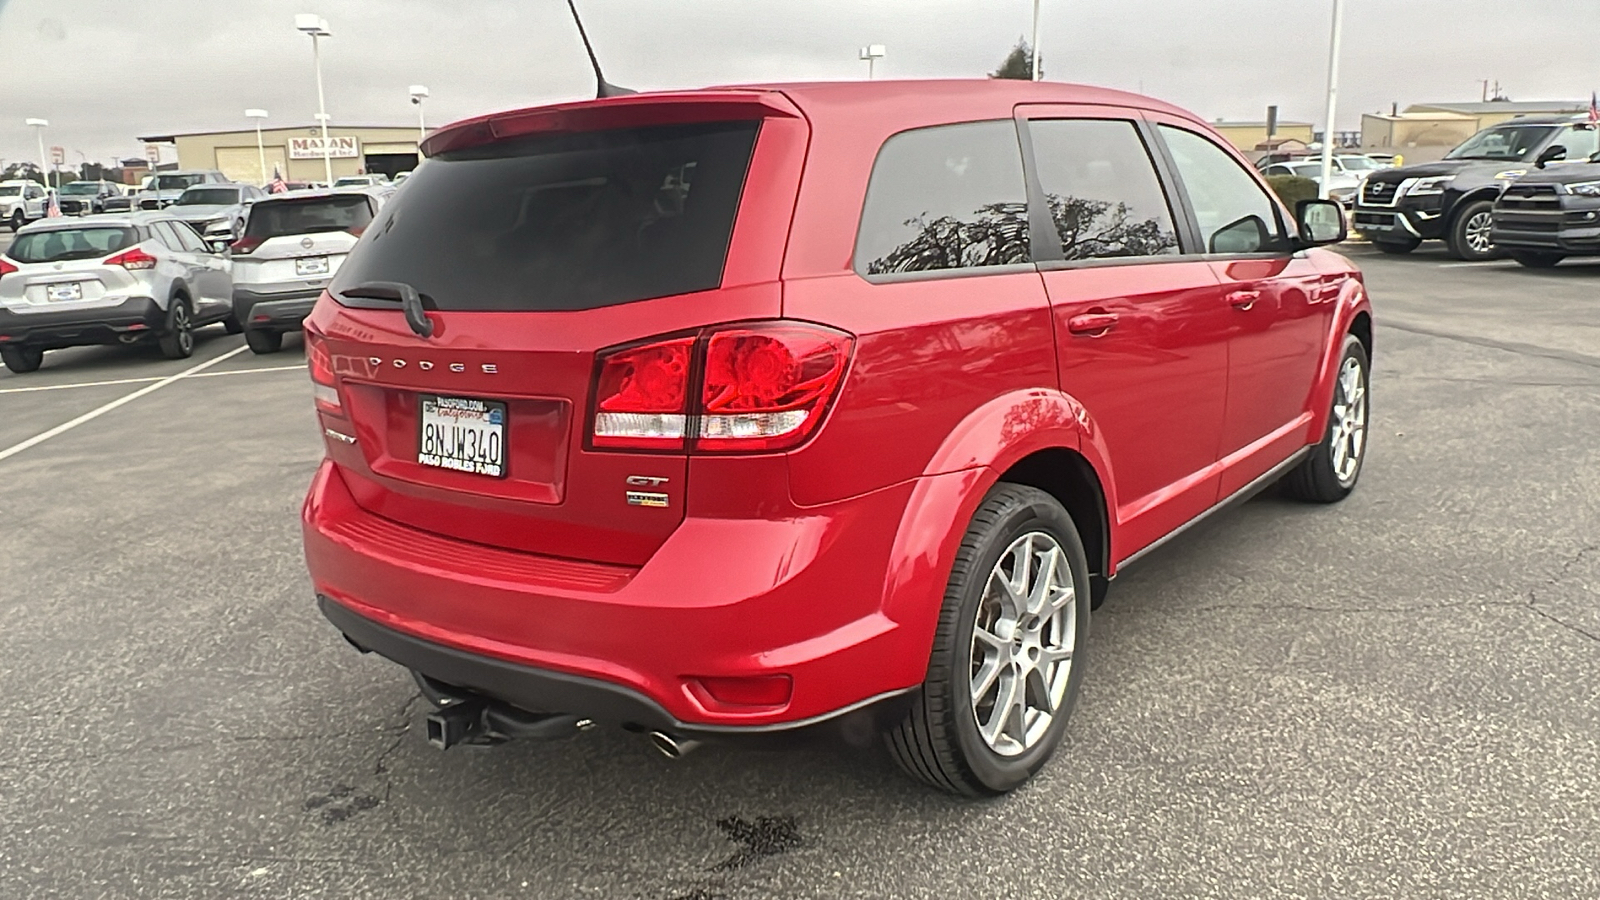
0 180 50 231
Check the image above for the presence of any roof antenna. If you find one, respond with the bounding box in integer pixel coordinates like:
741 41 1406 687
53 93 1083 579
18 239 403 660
566 0 635 99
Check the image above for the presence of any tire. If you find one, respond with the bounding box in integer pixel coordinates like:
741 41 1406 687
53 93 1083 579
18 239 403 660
1509 250 1565 269
1372 238 1420 255
245 329 283 354
158 296 196 360
884 483 1090 796
1446 200 1498 261
8 210 22 232
0 345 44 374
222 314 244 335
1282 334 1369 503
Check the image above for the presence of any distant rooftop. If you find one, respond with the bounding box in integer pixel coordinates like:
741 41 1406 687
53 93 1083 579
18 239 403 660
1407 100 1587 115
137 124 418 143
1213 119 1314 127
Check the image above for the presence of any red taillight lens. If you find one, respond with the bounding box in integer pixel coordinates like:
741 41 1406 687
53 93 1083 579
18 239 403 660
695 324 853 453
105 247 157 270
304 327 342 414
0 258 16 278
230 236 264 255
592 337 695 450
588 322 853 454
345 225 366 238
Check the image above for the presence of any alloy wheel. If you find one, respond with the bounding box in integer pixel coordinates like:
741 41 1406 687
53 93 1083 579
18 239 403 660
969 531 1077 757
1465 211 1494 256
173 304 193 355
1330 356 1367 486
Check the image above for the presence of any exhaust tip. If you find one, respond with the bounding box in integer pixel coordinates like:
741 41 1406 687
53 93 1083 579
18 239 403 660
647 730 701 759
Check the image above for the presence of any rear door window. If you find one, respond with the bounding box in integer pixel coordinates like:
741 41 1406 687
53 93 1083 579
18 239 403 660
9 227 138 263
1158 125 1288 255
1026 119 1180 261
855 119 1030 275
151 222 189 253
332 120 761 312
246 194 373 238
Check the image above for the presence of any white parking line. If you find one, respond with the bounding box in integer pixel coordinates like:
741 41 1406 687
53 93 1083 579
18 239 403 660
0 363 305 395
0 345 250 464
1437 261 1508 268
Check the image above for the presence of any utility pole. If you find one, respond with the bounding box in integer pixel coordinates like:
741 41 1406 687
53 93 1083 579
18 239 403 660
1031 0 1042 80
1318 0 1345 200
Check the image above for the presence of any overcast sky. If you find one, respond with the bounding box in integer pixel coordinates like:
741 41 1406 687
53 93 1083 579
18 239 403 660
0 0 1594 168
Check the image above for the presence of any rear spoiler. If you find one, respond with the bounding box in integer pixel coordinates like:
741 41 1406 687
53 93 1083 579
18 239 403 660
420 90 803 157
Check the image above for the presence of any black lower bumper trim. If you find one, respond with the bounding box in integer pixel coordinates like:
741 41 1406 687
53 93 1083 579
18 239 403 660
235 291 319 332
0 297 164 348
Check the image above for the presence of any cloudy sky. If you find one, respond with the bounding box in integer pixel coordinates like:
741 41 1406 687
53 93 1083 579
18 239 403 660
0 0 1594 167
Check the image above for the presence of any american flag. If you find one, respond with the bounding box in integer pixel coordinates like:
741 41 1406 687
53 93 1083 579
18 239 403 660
45 188 61 218
1590 92 1599 126
269 165 288 194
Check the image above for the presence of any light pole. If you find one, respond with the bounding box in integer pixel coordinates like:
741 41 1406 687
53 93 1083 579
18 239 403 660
1031 0 1042 81
1317 0 1345 200
25 118 48 188
245 109 269 185
859 44 885 79
295 14 334 186
409 85 430 147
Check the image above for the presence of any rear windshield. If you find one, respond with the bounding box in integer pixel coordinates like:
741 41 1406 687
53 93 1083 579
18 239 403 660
245 194 373 238
175 187 237 206
9 227 138 263
332 120 760 312
156 174 207 191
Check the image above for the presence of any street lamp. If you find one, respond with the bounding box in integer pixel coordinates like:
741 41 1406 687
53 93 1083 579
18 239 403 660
295 13 334 186
245 109 269 186
1317 0 1346 200
859 44 885 80
409 85 430 147
1030 0 1042 81
25 118 48 189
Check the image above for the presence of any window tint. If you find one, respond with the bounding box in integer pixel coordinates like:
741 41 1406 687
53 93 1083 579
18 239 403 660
0 186 19 197
9 227 138 263
246 194 373 238
170 221 207 252
175 187 238 206
856 120 1029 275
332 120 759 312
1028 119 1179 261
149 222 182 250
156 174 207 191
1159 126 1286 255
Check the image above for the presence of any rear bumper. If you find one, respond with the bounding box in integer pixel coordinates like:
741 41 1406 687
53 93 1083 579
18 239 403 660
303 460 931 730
0 297 164 348
234 289 319 332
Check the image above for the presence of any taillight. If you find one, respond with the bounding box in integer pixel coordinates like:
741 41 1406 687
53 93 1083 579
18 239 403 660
345 225 366 238
0 258 15 278
304 327 342 415
230 235 264 255
588 322 853 454
105 247 157 270
592 336 695 450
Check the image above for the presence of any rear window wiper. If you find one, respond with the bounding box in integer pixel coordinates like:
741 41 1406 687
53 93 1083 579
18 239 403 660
337 281 435 339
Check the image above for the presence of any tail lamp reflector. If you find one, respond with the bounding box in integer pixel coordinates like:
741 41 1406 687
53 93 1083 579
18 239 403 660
304 327 342 414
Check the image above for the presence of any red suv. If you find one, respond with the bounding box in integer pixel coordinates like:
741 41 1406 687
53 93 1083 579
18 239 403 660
302 80 1371 795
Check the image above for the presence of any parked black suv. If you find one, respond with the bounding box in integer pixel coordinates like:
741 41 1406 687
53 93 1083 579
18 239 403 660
1491 159 1600 267
1353 116 1598 260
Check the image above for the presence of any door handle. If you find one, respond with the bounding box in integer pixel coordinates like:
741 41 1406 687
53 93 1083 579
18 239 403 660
1067 312 1119 336
1227 290 1260 310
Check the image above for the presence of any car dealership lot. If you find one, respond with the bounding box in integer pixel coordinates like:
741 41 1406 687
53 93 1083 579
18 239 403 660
2 244 1597 899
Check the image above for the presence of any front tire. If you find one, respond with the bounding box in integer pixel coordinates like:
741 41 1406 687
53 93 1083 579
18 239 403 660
1 345 44 373
244 329 283 354
885 483 1090 796
1446 200 1497 261
8 210 22 232
1283 334 1369 503
158 297 196 360
1509 250 1565 269
1372 238 1420 255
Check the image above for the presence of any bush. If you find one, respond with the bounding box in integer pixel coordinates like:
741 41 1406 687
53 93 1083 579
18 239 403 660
1265 175 1319 209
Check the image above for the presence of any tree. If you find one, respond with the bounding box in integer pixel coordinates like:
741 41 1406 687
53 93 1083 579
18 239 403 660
1 162 45 185
991 38 1038 80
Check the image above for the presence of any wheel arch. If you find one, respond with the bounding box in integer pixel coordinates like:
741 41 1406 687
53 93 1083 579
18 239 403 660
1449 188 1501 226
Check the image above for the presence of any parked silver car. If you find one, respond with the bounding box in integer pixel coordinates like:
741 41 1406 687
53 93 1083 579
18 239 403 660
0 213 236 372
231 188 385 354
137 170 229 210
168 183 266 242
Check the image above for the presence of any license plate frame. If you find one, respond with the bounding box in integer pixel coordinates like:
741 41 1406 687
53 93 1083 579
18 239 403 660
46 282 83 303
295 256 330 277
417 394 508 479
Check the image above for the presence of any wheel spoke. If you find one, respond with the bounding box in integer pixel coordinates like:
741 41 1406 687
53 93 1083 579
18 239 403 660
970 655 1003 702
973 626 1007 653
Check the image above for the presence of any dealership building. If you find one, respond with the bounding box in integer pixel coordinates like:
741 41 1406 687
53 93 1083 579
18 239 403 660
136 124 425 185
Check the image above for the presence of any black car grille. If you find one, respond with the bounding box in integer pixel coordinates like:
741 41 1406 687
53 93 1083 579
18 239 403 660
1498 184 1561 211
1361 180 1401 206
57 200 86 214
139 198 161 210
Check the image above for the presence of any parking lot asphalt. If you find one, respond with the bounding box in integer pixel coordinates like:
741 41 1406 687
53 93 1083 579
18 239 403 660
2 241 1597 900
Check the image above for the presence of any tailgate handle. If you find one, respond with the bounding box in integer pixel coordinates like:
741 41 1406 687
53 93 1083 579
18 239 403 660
1067 311 1119 336
338 281 435 339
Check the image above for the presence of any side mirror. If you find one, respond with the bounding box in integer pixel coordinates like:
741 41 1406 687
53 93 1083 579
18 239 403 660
1536 144 1567 168
1295 199 1347 247
206 238 232 254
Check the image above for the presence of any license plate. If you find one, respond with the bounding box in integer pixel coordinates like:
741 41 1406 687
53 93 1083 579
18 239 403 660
295 256 330 276
418 395 507 478
47 283 83 302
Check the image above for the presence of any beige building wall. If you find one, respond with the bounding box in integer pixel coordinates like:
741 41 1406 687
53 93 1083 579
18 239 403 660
1213 122 1315 152
165 126 422 184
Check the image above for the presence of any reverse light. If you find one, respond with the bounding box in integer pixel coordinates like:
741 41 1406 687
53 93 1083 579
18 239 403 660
1567 181 1600 197
304 327 342 415
587 322 854 454
104 247 157 270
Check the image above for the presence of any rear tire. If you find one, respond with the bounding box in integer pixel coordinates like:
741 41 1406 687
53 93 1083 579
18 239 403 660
158 297 196 360
1446 200 1497 261
884 483 1090 796
1 345 44 374
8 210 22 232
245 329 282 354
1509 250 1565 269
1372 238 1420 255
1283 335 1369 503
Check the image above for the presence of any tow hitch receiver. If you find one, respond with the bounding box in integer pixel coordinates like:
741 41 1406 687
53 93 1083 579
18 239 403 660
426 699 489 750
424 696 590 751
